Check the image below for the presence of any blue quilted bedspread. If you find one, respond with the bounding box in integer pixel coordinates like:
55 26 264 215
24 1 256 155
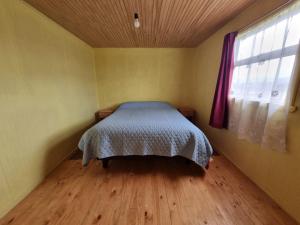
78 102 213 168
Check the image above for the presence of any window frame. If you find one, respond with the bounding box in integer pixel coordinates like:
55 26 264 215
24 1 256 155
230 4 300 107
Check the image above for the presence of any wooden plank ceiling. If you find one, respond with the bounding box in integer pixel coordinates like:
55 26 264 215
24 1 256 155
24 0 256 47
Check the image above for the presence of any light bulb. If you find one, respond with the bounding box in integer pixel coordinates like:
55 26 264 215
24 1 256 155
134 13 140 28
134 19 140 28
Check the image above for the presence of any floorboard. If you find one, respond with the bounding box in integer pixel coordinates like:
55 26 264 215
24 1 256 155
0 155 298 225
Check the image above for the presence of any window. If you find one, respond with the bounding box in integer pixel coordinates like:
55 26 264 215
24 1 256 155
227 2 300 151
230 2 300 106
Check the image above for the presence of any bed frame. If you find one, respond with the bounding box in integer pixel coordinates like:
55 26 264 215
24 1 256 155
98 156 211 170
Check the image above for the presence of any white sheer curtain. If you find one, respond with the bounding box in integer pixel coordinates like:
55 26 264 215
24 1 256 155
229 2 300 151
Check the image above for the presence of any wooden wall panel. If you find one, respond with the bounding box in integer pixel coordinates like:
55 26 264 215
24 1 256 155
24 0 256 47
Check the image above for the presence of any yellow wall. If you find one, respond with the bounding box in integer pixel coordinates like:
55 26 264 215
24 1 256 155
187 0 300 222
94 48 194 109
0 0 98 217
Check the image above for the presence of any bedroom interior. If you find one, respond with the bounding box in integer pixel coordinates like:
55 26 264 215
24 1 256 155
0 0 299 224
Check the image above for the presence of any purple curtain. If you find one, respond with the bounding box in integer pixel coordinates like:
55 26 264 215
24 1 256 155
209 31 238 129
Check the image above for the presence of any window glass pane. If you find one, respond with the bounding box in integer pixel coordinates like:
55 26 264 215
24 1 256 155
263 59 280 101
272 19 287 51
237 35 254 60
255 61 269 99
261 24 276 53
246 63 259 101
266 59 280 83
248 63 258 84
230 65 249 98
285 13 300 47
278 55 295 79
273 56 296 104
253 31 263 56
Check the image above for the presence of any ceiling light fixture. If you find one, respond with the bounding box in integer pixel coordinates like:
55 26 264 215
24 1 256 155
134 13 140 28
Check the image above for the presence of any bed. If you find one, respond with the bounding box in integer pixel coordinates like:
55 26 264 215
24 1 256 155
78 101 213 168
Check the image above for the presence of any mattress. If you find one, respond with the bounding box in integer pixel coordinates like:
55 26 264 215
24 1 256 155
78 101 213 168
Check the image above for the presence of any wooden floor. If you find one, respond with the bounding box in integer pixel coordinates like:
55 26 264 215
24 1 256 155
0 155 298 225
